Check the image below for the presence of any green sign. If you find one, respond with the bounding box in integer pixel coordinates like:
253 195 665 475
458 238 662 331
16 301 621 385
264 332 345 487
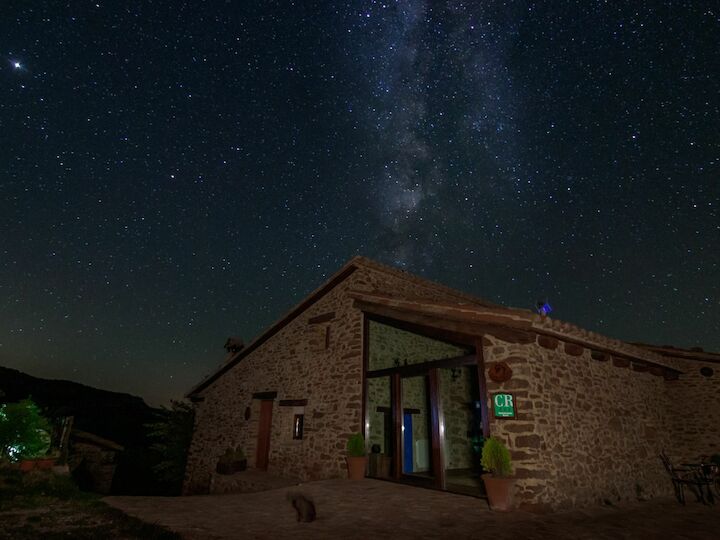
493 393 516 419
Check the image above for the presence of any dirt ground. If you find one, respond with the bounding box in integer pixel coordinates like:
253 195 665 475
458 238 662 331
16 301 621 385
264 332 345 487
105 478 720 540
0 500 179 540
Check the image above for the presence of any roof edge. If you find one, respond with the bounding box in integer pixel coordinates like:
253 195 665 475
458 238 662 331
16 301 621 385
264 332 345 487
185 258 363 397
349 290 682 372
632 343 720 364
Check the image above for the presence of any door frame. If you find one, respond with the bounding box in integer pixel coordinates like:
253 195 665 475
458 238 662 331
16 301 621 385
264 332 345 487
255 399 274 470
363 313 490 492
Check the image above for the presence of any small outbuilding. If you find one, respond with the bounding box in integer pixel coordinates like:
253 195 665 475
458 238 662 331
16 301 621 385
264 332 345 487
69 429 124 494
183 257 720 509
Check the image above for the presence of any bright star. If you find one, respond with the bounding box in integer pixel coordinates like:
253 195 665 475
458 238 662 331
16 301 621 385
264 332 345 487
13 61 21 69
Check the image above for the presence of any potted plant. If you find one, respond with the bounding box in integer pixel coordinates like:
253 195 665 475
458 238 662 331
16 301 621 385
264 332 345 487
480 437 515 511
345 433 367 480
232 446 247 472
216 448 235 475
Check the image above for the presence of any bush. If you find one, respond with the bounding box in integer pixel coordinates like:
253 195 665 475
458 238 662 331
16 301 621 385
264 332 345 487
346 433 366 457
145 400 195 494
0 399 51 463
481 437 512 477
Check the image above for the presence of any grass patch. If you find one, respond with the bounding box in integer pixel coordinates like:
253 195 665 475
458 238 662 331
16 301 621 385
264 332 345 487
0 465 179 539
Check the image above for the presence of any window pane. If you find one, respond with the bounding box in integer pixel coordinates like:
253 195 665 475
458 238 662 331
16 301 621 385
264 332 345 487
368 320 470 371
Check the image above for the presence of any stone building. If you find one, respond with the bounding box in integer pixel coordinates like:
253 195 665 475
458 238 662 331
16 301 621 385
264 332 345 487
183 257 720 509
69 429 123 494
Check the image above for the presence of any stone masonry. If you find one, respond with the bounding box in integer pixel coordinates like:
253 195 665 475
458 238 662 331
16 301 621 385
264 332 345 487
483 335 674 510
183 257 719 511
660 354 720 462
183 261 483 495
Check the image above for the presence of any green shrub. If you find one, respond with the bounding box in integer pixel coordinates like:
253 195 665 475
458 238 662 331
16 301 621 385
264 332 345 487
481 437 512 477
0 399 51 462
346 433 366 457
145 400 195 495
218 448 234 465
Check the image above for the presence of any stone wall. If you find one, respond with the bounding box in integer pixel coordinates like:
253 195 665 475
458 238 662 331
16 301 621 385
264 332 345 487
183 258 719 508
69 442 118 494
483 335 673 510
183 263 481 494
661 356 720 463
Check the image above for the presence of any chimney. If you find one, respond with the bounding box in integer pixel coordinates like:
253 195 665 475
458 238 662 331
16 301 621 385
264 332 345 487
224 337 244 354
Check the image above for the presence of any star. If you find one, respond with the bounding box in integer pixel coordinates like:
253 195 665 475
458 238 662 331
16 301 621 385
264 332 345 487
12 61 21 69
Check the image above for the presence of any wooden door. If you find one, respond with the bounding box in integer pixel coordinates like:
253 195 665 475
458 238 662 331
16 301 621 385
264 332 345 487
256 400 273 470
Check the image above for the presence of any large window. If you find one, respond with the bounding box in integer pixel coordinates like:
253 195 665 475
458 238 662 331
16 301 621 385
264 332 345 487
367 320 470 371
364 317 485 494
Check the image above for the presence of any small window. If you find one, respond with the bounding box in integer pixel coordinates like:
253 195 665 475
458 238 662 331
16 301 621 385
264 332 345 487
293 414 304 440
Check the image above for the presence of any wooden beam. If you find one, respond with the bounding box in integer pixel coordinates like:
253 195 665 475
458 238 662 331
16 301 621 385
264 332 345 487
612 357 630 368
308 311 335 325
564 342 584 356
252 391 277 400
428 368 445 490
366 354 476 379
537 335 559 350
362 314 369 441
486 327 536 344
391 373 402 480
279 399 308 407
475 339 491 438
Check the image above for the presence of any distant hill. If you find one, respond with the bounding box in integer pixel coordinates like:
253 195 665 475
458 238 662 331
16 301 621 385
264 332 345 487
0 365 159 449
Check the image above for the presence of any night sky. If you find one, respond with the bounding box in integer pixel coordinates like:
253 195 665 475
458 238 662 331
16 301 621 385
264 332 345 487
1 2 718 405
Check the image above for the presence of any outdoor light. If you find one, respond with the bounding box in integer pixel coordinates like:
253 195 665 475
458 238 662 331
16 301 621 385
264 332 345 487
536 300 552 316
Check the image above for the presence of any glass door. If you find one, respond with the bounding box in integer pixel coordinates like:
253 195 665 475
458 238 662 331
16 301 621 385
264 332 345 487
366 376 393 478
400 374 435 484
438 365 485 495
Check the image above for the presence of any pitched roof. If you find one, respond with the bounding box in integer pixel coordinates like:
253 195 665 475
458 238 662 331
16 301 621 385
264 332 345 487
632 343 720 364
350 290 680 371
71 429 124 451
187 256 500 397
186 256 681 398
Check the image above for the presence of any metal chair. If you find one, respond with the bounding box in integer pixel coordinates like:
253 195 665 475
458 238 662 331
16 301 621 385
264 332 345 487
660 452 714 505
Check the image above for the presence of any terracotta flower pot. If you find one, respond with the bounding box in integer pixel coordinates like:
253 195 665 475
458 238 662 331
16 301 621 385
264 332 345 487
481 474 515 511
346 456 367 480
19 457 56 472
19 460 35 472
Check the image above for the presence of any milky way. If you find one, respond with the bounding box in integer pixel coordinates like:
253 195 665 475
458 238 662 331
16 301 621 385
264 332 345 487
1 2 717 404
